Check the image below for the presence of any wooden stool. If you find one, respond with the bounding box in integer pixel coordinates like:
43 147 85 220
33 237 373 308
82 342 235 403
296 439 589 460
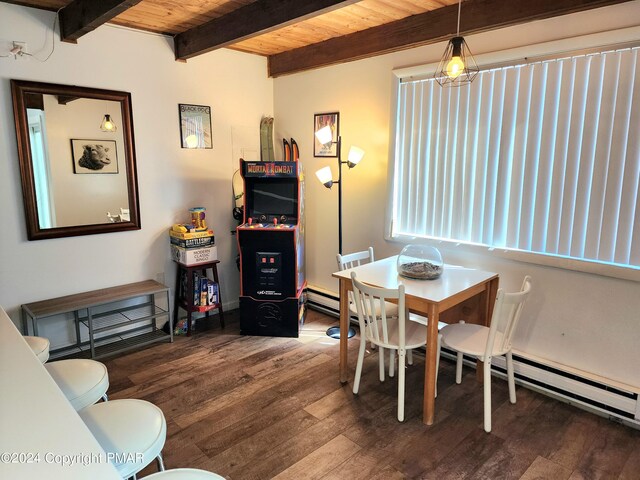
173 261 224 336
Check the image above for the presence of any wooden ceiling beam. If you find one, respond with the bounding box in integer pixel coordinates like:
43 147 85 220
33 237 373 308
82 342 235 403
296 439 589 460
267 0 634 77
59 0 143 43
174 0 360 61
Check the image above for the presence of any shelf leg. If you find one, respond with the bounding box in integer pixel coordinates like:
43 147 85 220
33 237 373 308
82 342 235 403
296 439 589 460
167 290 174 343
74 311 81 348
87 309 96 358
211 264 225 328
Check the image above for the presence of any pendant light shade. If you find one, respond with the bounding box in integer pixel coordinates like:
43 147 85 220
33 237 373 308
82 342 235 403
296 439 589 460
100 114 117 132
434 0 479 87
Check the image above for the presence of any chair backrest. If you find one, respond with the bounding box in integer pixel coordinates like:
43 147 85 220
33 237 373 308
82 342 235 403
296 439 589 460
336 247 374 271
350 272 406 349
485 275 532 357
337 247 374 307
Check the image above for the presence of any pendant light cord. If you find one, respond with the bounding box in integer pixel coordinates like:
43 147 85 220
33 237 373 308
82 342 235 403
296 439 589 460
456 0 461 36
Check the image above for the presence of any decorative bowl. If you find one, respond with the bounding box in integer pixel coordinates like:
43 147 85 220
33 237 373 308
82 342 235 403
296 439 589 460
397 245 443 280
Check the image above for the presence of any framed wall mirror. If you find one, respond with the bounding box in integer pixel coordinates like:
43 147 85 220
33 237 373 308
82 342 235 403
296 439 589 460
11 80 141 240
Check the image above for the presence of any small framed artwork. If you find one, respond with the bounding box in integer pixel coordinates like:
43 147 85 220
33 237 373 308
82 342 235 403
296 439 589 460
71 139 118 174
179 104 213 149
314 112 339 157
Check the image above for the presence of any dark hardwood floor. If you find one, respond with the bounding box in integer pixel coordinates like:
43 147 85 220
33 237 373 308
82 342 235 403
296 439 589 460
103 309 640 480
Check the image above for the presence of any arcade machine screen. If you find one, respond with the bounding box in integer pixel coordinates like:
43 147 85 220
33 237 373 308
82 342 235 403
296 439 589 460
250 181 297 219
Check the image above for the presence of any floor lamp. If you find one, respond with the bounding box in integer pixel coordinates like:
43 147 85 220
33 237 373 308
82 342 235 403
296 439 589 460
315 125 365 339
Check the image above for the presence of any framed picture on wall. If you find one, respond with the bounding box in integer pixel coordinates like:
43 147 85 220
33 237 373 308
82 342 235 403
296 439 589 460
179 104 213 149
71 139 119 174
314 112 339 157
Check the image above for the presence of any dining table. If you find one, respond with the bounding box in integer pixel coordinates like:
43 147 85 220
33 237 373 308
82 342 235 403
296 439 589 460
332 255 499 425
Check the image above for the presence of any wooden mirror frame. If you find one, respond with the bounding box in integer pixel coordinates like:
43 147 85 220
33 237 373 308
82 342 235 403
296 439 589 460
11 80 141 240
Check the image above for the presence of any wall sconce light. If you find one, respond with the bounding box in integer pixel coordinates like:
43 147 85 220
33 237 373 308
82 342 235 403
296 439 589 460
434 0 479 87
100 114 117 132
315 126 365 339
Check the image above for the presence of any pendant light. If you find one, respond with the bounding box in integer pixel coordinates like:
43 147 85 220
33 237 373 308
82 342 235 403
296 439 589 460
434 0 479 87
100 113 117 132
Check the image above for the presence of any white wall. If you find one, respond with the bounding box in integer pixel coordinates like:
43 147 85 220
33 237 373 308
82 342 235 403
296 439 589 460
0 5 273 336
273 2 640 388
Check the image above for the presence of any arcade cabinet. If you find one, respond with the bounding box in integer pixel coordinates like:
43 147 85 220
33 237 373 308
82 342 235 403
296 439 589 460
237 160 306 337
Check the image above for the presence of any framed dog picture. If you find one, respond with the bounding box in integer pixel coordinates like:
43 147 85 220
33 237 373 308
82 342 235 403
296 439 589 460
71 139 119 174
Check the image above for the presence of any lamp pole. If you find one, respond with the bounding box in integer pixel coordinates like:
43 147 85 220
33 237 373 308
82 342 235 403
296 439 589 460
337 135 343 255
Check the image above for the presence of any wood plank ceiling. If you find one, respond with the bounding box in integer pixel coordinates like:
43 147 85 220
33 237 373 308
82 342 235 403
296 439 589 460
4 0 635 76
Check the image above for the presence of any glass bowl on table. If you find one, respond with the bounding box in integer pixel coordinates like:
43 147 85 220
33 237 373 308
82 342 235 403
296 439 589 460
397 245 443 280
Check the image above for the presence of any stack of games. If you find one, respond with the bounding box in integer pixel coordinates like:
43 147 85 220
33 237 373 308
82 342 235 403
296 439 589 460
169 207 216 264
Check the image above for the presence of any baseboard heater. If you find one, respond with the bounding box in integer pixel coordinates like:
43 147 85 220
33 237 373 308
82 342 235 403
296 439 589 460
307 286 640 429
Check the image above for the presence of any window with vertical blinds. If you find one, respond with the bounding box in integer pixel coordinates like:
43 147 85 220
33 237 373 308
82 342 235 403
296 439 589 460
391 46 640 270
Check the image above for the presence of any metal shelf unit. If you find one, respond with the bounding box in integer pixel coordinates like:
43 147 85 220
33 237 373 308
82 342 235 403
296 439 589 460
22 280 172 360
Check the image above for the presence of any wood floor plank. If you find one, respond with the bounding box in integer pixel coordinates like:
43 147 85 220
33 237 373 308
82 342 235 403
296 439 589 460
472 443 538 480
419 427 505 479
618 436 640 480
545 412 601 471
318 451 386 480
519 456 573 480
576 417 640 477
272 434 361 479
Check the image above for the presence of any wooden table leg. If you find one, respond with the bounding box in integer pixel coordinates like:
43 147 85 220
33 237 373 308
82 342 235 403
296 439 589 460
423 303 439 425
339 278 349 384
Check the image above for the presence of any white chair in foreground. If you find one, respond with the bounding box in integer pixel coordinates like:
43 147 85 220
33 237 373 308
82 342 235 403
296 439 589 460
79 399 167 479
145 468 226 479
24 334 109 410
45 359 109 411
351 272 438 422
24 335 50 363
438 275 532 432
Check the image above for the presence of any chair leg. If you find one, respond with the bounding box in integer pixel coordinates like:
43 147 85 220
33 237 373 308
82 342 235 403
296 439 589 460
435 333 442 398
407 348 413 365
483 359 492 433
455 352 463 384
506 351 516 404
455 320 466 384
353 336 367 394
389 349 395 378
378 347 385 382
397 348 406 422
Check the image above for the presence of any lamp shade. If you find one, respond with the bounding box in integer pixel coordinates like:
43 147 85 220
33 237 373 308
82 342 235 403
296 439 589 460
314 125 333 145
315 166 333 188
100 114 117 132
347 146 365 167
434 36 479 87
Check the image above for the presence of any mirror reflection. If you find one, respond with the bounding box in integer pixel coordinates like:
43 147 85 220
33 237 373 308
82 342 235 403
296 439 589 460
27 95 129 228
11 80 140 240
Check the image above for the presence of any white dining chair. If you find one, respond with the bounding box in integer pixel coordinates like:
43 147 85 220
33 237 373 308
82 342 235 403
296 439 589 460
437 275 532 432
350 272 438 422
337 247 403 372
